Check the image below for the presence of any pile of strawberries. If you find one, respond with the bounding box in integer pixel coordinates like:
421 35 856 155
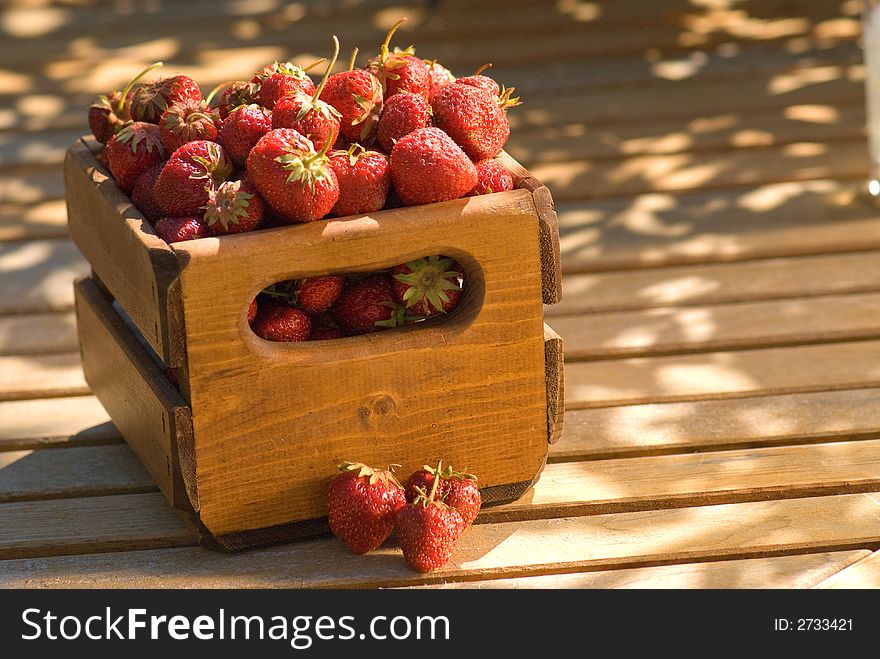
328 461 481 572
87 18 521 340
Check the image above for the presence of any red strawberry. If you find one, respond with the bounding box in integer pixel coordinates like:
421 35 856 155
330 274 404 335
389 127 477 205
424 59 456 101
89 62 162 143
216 81 258 119
251 59 323 85
131 162 165 223
154 216 209 243
310 325 345 340
247 298 258 326
391 255 463 317
396 465 464 573
220 103 272 167
251 300 312 342
327 462 405 555
366 18 431 100
105 122 166 193
254 62 317 110
154 140 231 217
442 468 481 529
159 98 220 152
469 158 514 196
272 37 342 153
293 275 345 314
455 63 500 98
319 51 384 145
431 84 510 161
327 144 390 216
376 91 432 153
203 177 264 235
403 467 437 503
130 74 202 124
246 128 339 224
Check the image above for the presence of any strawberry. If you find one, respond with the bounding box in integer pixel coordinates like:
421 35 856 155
215 81 258 119
130 162 165 223
403 467 437 503
272 37 342 153
247 298 258 326
455 63 500 97
203 177 264 235
431 84 512 161
366 18 431 100
88 62 162 143
219 103 272 167
391 255 463 316
159 98 220 152
154 140 232 217
327 144 390 216
293 275 345 314
153 216 209 243
396 464 465 573
424 59 456 101
130 74 202 124
469 158 514 196
389 127 477 205
376 91 432 153
251 300 312 342
319 48 384 145
253 61 317 110
441 467 481 529
327 462 405 555
246 128 339 224
330 274 405 335
105 122 166 193
310 324 345 340
251 58 324 84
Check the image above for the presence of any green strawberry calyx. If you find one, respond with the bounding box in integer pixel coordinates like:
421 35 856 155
190 142 233 184
203 180 252 230
337 461 402 489
117 61 164 114
375 300 424 329
411 461 454 509
421 463 477 482
393 255 462 313
116 123 165 156
275 132 334 193
498 85 522 110
294 35 343 123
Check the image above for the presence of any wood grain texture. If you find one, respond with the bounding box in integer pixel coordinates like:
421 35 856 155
552 292 880 360
65 139 184 366
2 493 879 587
543 323 564 444
814 550 880 589
172 190 550 536
417 551 872 589
565 339 880 409
0 492 193 560
0 445 154 503
0 238 87 314
551 388 880 461
75 278 191 508
0 352 87 401
550 251 880 316
0 311 77 355
0 396 117 451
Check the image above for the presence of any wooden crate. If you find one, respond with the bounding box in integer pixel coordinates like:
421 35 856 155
66 136 564 551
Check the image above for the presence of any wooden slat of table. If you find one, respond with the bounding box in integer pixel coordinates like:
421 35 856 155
1 493 878 587
418 551 872 589
0 352 87 402
552 388 880 461
0 311 76 356
814 550 880 588
0 239 87 314
566 339 880 409
0 445 153 503
0 396 116 451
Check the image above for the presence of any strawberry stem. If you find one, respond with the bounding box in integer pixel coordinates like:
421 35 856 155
379 17 407 64
427 459 442 504
348 47 359 72
303 57 327 73
313 35 340 103
204 80 233 107
473 63 493 76
118 61 163 113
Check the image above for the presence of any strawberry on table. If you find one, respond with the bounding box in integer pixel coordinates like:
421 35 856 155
154 140 232 217
469 158 514 196
203 177 265 236
319 47 384 145
431 83 513 161
327 462 405 555
403 463 481 528
130 73 202 124
272 37 342 153
330 273 405 335
389 127 477 206
153 216 209 243
105 121 166 193
366 18 431 101
251 299 312 342
376 91 432 153
327 144 390 216
246 128 339 224
391 255 463 316
220 103 272 167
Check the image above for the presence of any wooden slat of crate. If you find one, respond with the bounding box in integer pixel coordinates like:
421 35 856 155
0 445 154 503
416 551 872 589
0 396 116 451
1 493 879 586
552 388 880 461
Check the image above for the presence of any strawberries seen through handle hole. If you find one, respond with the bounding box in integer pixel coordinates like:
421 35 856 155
248 255 464 342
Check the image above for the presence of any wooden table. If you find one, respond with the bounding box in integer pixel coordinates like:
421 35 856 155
2 0 880 588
